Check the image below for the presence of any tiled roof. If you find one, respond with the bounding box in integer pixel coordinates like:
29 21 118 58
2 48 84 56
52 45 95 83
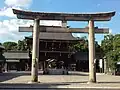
26 32 80 41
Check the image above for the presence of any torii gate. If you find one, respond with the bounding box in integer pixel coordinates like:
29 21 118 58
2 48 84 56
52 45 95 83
13 9 115 83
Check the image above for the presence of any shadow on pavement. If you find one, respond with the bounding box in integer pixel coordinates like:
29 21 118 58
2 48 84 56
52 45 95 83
0 83 120 90
0 83 70 89
0 71 43 82
0 71 89 82
98 81 120 84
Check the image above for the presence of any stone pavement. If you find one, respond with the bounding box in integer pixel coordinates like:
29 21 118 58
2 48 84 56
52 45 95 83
0 71 120 89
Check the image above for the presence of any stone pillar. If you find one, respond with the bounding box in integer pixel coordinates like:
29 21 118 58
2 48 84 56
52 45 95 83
4 63 7 72
43 61 46 70
62 21 67 27
104 58 107 74
88 20 96 83
45 42 47 48
37 26 40 70
31 19 39 82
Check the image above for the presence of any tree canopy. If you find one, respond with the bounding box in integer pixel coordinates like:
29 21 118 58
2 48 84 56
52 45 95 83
69 36 88 52
69 36 101 53
2 39 28 51
101 34 120 73
17 39 28 51
3 42 17 51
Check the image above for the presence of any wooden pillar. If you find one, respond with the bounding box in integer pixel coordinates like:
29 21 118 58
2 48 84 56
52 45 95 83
4 63 7 72
52 42 54 51
45 42 47 49
59 42 61 48
88 20 96 83
31 19 39 82
37 26 40 70
104 58 106 73
62 21 67 27
43 61 46 70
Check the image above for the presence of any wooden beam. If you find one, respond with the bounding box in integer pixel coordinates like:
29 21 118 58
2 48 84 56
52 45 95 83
19 26 109 34
13 9 115 21
17 14 112 21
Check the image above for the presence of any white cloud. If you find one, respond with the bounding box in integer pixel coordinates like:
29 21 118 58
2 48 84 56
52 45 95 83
40 20 62 26
0 0 63 42
4 0 32 8
0 0 32 18
0 19 33 42
0 19 62 43
0 6 22 17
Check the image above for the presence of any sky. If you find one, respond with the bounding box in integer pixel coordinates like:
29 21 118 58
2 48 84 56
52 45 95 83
0 0 120 44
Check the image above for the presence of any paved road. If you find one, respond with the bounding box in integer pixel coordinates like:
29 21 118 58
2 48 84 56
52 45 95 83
1 84 120 90
1 88 120 90
0 71 120 89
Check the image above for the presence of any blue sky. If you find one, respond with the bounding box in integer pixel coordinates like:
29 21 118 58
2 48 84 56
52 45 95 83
0 0 119 44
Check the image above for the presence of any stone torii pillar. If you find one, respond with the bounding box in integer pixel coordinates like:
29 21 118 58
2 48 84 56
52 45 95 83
88 20 96 83
31 19 39 82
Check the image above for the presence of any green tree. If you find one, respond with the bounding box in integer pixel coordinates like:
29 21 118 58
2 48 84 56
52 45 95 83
17 39 28 51
101 34 120 74
113 34 120 50
69 36 101 52
101 34 114 54
69 36 88 52
3 42 17 51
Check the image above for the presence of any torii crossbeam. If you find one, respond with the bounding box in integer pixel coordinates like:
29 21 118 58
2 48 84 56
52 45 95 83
19 26 109 33
13 9 115 83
